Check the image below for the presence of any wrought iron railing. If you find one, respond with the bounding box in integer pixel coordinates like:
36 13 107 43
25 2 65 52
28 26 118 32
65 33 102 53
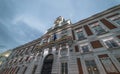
35 36 73 49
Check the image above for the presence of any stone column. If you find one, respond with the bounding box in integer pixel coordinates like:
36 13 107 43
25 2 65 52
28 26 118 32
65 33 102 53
94 55 106 74
108 53 120 72
35 52 44 74
58 45 62 58
53 45 61 74
66 43 70 56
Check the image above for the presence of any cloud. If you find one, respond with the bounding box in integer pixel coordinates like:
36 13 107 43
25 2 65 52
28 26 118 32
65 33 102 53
0 0 120 53
0 19 42 52
13 15 48 33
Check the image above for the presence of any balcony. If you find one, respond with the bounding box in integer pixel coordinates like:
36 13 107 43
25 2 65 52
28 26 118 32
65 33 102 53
35 36 73 50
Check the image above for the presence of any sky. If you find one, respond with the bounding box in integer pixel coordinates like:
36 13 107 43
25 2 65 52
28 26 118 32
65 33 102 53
0 0 120 53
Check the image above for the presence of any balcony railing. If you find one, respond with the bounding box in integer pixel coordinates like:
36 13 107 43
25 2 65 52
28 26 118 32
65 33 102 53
35 36 73 49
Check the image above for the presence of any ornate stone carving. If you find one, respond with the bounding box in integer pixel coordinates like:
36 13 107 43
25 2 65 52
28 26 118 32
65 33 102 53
54 16 64 26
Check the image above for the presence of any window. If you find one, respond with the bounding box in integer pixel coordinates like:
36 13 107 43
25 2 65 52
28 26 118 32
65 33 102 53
76 29 86 40
14 59 17 63
108 14 120 25
61 62 68 74
25 56 30 62
90 22 106 35
32 65 37 74
19 49 24 55
85 60 99 74
117 35 120 39
103 38 119 48
61 30 68 38
9 60 13 64
29 46 34 52
19 57 23 62
22 66 27 74
40 38 48 45
24 48 28 54
31 45 36 53
15 67 20 74
81 45 89 53
98 54 119 73
114 19 120 25
100 18 117 29
116 57 120 63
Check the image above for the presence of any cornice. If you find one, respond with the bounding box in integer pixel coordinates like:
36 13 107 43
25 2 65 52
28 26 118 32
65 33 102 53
73 4 120 28
12 4 120 51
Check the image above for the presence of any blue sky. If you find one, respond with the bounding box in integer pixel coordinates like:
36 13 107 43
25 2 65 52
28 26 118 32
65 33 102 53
0 0 120 53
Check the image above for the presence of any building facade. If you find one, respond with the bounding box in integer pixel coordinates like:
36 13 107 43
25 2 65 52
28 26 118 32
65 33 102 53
0 5 120 74
0 50 11 67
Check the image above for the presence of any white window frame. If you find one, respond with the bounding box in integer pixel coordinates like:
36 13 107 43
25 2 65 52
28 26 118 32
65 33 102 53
75 28 86 40
102 37 119 48
79 43 92 53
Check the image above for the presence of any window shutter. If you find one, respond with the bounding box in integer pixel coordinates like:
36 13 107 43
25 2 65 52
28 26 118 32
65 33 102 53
25 56 29 61
15 67 20 74
6 67 12 74
31 45 36 52
91 40 103 49
100 18 117 29
117 35 120 39
18 50 21 55
10 68 14 74
14 59 17 63
77 58 83 74
98 54 108 58
84 25 93 36
75 45 79 52
72 30 76 40
4 68 8 74
23 67 27 74
9 60 13 64
20 50 25 54
25 48 29 54
19 58 23 62
12 66 17 74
